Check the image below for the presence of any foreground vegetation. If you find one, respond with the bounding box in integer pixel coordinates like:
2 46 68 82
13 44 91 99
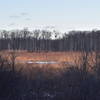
0 51 100 100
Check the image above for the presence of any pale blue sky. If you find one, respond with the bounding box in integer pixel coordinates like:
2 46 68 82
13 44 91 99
0 0 100 32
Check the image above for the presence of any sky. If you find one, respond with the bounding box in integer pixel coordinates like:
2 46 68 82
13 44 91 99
0 0 100 32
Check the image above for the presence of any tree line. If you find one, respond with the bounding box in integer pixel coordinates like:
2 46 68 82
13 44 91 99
0 28 100 52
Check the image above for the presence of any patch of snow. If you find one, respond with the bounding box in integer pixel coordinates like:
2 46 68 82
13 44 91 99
27 61 34 64
27 61 59 64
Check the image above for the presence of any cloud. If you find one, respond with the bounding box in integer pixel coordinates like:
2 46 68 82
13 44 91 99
9 15 20 19
20 12 29 16
9 12 30 20
25 18 31 21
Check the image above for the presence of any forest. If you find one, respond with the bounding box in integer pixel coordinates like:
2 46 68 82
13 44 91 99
0 29 100 52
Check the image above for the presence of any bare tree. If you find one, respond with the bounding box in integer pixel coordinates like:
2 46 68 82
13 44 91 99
10 51 17 72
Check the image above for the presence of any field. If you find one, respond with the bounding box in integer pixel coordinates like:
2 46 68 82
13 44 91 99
0 50 97 69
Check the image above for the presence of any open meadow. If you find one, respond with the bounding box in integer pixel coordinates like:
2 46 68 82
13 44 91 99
0 50 98 70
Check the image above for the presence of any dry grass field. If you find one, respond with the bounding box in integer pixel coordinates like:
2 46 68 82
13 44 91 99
0 50 97 68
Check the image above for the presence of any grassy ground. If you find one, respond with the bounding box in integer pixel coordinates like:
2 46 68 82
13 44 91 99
0 50 97 68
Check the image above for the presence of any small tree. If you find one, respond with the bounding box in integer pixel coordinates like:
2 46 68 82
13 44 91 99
10 51 17 72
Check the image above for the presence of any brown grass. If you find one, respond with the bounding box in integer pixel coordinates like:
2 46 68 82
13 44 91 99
0 50 97 66
0 50 99 77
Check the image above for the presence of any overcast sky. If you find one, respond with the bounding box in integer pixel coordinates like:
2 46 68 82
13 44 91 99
0 0 100 32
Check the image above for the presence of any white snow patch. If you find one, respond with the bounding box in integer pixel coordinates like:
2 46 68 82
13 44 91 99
27 61 59 64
